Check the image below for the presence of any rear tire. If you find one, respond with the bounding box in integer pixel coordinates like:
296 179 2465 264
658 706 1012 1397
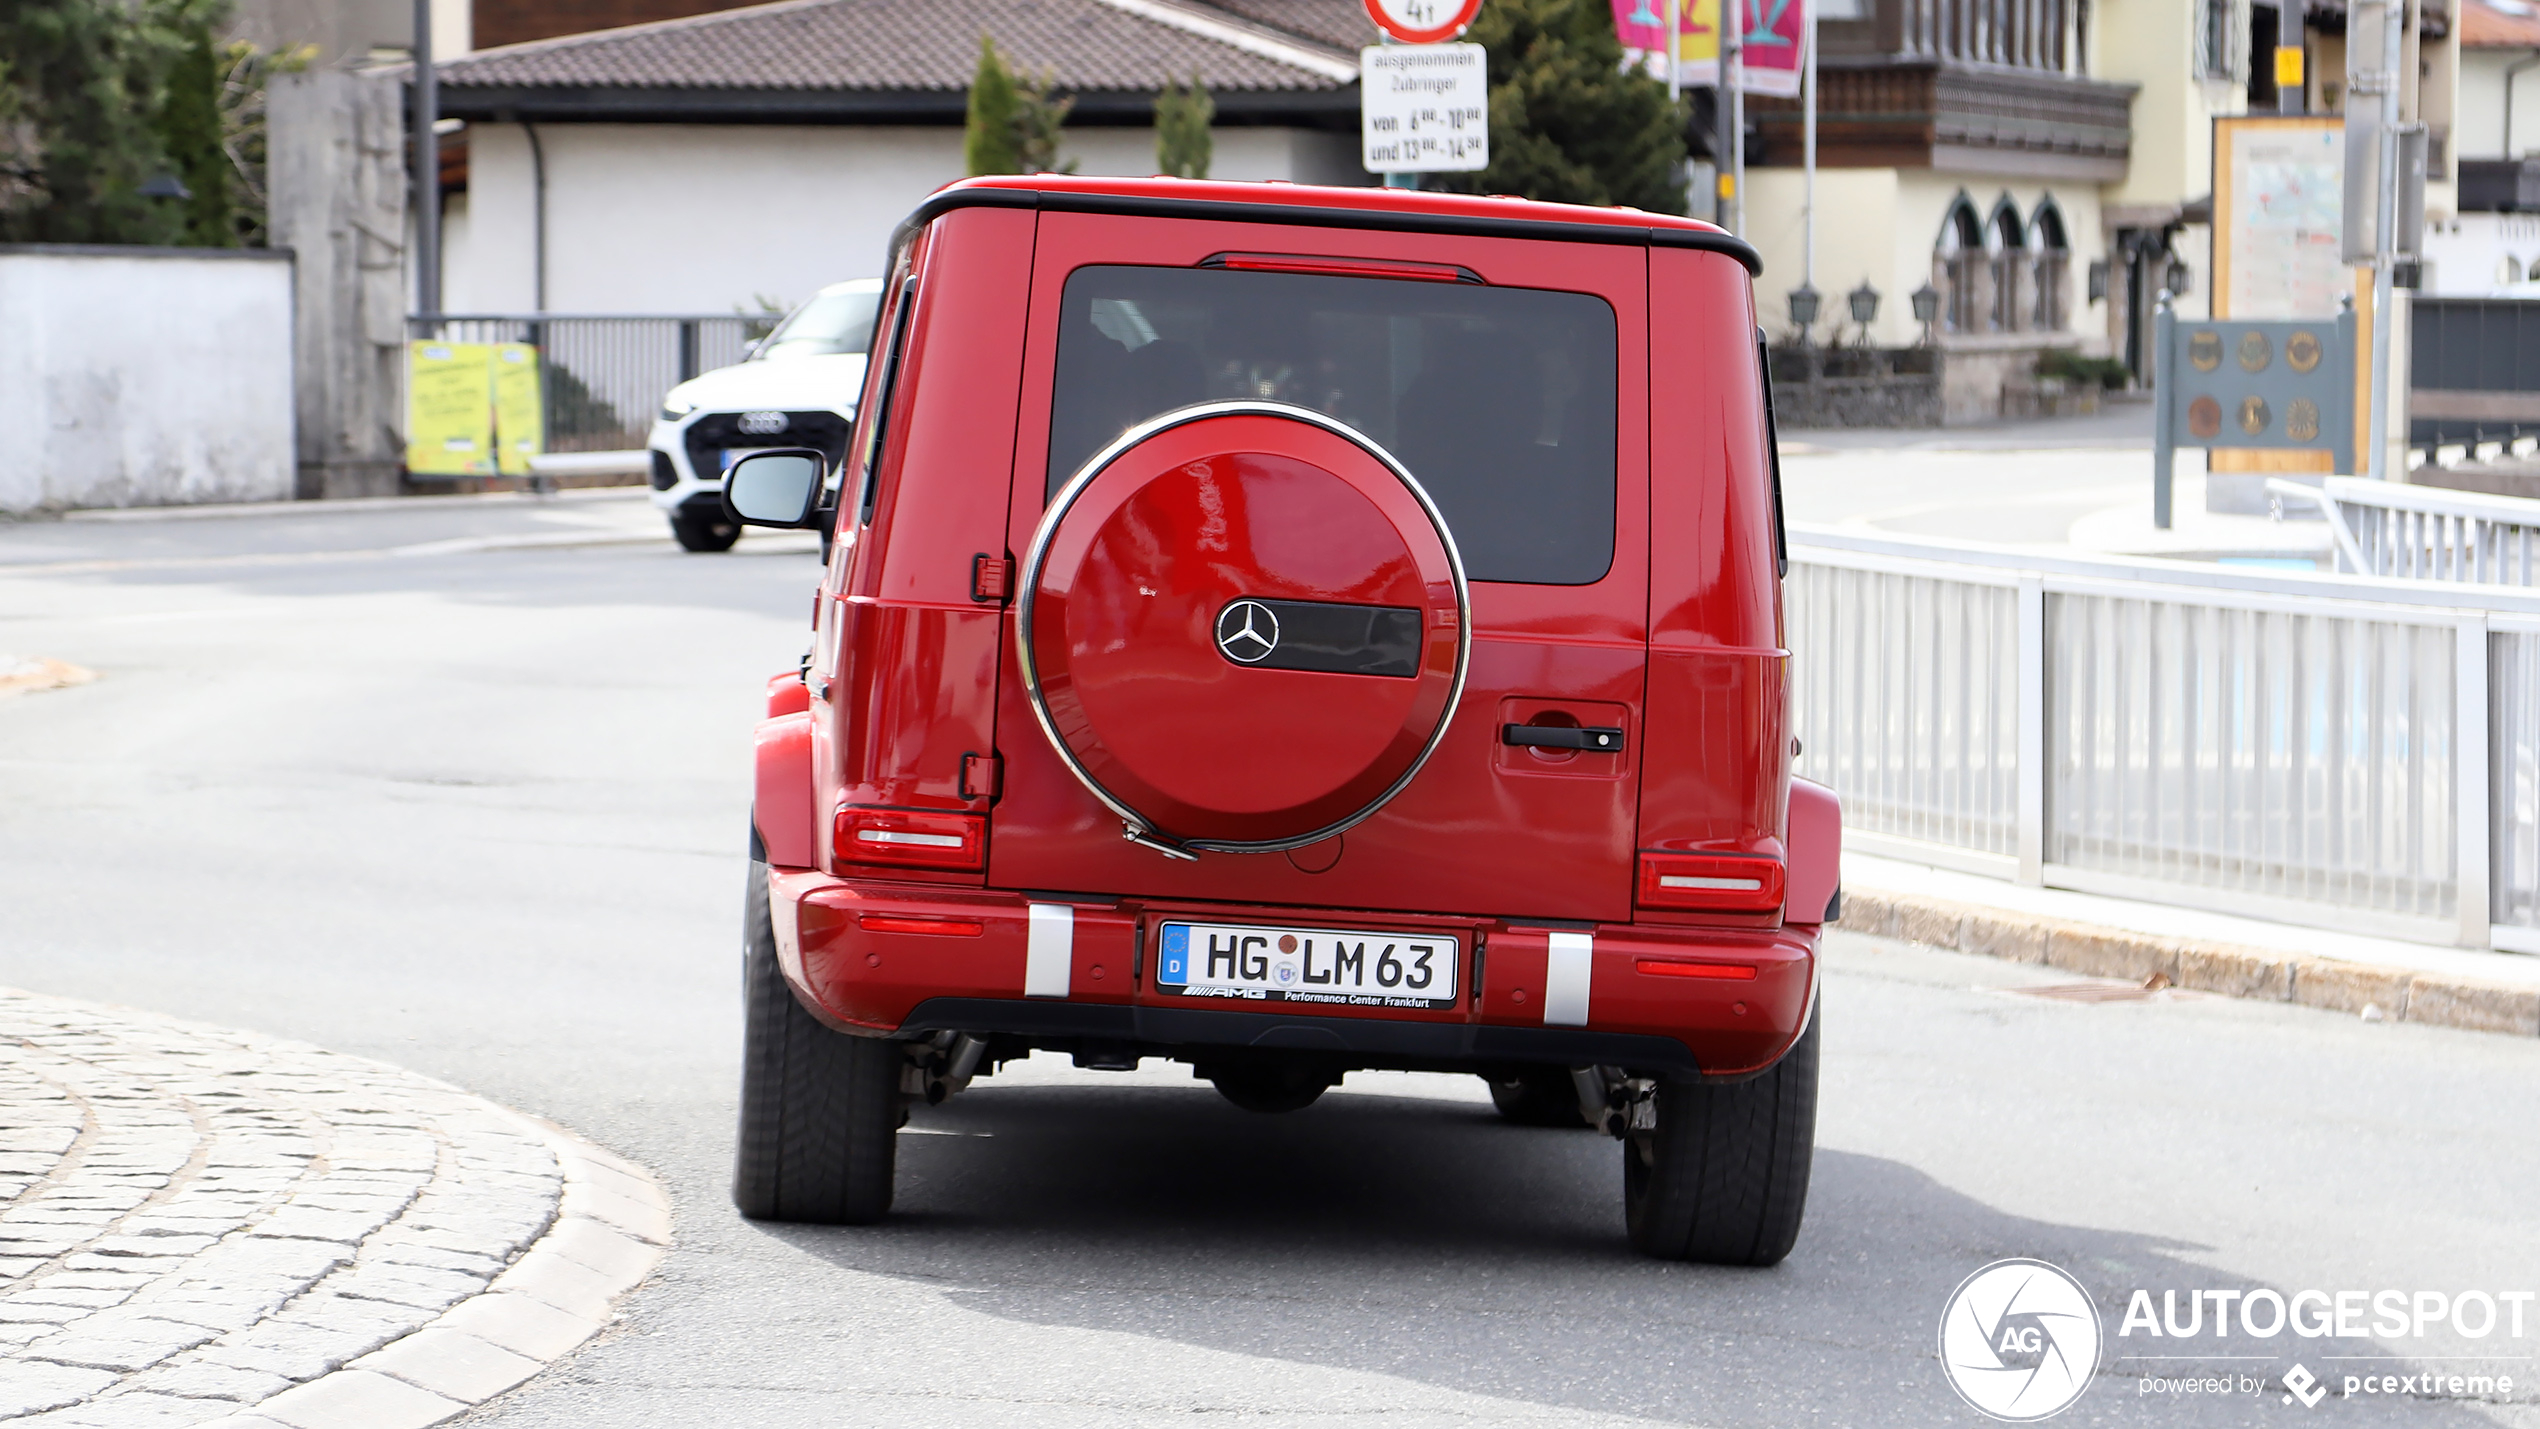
671 511 741 553
733 861 900 1223
1485 1065 1589 1127
1623 1004 1818 1266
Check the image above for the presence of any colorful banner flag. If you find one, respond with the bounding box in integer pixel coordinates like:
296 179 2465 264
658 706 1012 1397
1611 0 1806 97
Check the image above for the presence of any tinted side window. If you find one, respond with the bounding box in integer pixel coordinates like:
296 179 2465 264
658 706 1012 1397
852 276 917 527
1046 265 1618 585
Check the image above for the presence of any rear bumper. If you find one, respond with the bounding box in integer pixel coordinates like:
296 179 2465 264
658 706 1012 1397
765 869 1819 1079
898 997 1720 1073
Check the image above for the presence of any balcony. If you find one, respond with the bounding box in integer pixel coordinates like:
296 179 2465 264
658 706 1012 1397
1750 58 2135 180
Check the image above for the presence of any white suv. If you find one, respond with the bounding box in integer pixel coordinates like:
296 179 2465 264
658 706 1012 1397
646 278 882 552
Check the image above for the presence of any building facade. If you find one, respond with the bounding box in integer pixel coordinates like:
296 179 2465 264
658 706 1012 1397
1740 0 2134 419
1737 0 2460 418
425 0 1370 317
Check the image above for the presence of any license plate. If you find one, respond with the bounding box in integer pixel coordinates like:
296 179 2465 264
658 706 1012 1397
1155 921 1460 1009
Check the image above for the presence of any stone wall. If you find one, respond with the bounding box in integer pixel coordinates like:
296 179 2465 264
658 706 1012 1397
1769 347 1944 429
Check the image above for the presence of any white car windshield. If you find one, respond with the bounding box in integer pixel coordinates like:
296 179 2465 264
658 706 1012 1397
757 289 881 360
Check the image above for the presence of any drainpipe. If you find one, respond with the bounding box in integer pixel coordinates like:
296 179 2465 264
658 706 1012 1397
2509 51 2540 158
523 121 547 312
410 0 439 322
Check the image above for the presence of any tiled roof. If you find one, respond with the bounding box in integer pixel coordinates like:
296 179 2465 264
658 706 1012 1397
2464 0 2540 47
1196 0 1380 50
436 0 1359 93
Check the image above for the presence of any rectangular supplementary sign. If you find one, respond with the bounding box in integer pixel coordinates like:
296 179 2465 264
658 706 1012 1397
1361 43 1488 174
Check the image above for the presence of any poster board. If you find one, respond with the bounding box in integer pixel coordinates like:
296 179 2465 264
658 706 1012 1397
490 343 545 477
406 341 547 479
406 342 497 477
2211 116 2360 475
2214 116 2345 319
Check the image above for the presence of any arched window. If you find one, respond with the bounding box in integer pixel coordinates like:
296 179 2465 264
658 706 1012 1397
1987 197 2027 333
1934 197 1985 335
2029 199 2072 331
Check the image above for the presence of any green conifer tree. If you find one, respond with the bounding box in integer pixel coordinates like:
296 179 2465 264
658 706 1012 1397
964 34 1022 176
1435 0 1689 214
1155 72 1212 180
0 0 184 243
153 0 233 246
1011 66 1075 175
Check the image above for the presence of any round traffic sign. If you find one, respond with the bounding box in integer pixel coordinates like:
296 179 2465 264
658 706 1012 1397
1363 0 1484 44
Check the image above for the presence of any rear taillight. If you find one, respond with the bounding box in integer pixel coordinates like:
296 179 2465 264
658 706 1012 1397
835 808 985 871
1636 853 1786 913
1634 958 1759 980
858 914 984 936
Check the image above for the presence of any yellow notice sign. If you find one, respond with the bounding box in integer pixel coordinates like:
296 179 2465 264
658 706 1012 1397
490 343 545 477
406 342 496 477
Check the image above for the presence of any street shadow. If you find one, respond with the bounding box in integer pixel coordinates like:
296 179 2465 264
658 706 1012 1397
750 1080 2507 1427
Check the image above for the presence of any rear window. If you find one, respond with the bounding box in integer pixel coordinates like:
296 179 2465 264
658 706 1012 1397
1046 265 1617 585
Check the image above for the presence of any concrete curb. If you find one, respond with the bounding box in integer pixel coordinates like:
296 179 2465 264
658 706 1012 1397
1843 887 2540 1037
192 1116 671 1429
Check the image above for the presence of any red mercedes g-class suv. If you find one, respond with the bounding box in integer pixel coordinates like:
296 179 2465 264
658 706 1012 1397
722 175 1840 1266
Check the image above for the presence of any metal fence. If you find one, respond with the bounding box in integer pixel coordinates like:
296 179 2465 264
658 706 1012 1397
2411 297 2540 454
2273 476 2540 585
1787 525 2540 952
410 315 765 453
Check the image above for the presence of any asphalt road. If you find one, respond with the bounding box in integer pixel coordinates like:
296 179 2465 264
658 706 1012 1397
1779 405 2153 547
3 491 2537 1428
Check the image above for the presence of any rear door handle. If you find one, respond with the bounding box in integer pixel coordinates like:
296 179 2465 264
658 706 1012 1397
1502 724 1625 753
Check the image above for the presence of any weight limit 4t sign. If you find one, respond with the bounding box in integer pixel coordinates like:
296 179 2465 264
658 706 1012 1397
1361 43 1488 174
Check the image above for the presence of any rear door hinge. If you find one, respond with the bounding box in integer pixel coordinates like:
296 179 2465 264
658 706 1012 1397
971 552 1013 604
960 750 1003 801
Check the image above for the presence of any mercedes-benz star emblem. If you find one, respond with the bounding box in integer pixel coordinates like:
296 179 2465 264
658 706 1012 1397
1215 600 1280 664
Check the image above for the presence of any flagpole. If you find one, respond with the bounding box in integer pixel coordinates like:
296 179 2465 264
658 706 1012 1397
1726 0 1743 235
1802 0 1815 291
1666 0 1681 100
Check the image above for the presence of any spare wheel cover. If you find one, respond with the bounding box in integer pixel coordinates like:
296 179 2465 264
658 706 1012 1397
1018 401 1470 854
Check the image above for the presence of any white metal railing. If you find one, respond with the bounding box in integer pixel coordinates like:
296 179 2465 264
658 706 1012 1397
1786 523 2540 953
2270 476 2540 585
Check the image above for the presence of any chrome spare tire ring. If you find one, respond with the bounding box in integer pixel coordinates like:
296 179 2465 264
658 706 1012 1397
1014 400 1472 857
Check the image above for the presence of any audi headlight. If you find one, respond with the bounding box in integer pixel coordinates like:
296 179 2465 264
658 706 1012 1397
659 397 697 422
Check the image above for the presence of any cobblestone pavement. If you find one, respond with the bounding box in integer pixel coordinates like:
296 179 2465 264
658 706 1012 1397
0 989 669 1428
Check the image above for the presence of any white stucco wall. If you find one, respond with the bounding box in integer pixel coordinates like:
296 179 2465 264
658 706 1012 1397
2096 0 2250 208
442 122 1369 316
2422 210 2540 290
2460 49 2540 161
0 248 296 513
1744 169 2111 347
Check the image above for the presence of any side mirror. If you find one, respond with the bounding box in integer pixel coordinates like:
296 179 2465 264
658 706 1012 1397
722 449 825 529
